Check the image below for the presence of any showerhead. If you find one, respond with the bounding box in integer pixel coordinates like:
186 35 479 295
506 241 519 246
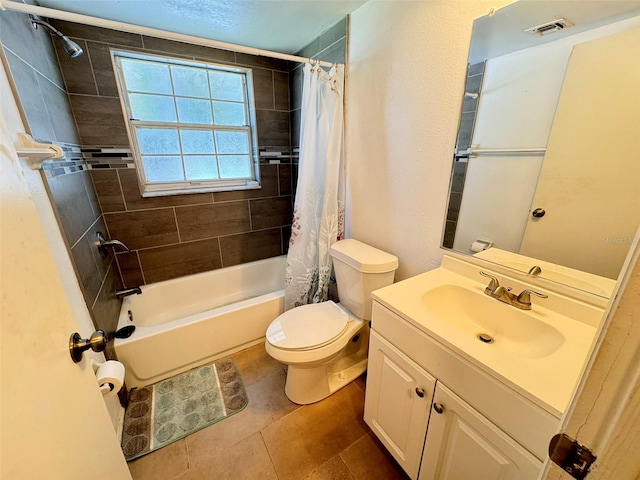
29 15 84 58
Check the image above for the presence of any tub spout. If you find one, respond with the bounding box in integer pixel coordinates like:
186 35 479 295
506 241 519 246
115 287 142 299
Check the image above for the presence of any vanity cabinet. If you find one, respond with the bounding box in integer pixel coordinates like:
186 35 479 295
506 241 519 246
364 331 436 478
365 302 551 480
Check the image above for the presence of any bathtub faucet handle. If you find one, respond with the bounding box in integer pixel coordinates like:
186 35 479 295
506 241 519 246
115 286 142 299
97 231 130 257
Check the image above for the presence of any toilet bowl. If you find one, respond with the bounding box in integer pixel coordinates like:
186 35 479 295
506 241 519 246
265 239 398 405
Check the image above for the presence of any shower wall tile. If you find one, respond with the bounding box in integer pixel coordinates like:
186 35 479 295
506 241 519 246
53 38 97 95
0 8 65 89
213 164 279 201
45 170 100 247
69 95 129 146
104 209 180 250
138 238 223 284
250 197 293 230
91 262 124 353
256 110 290 146
176 202 251 241
278 164 292 196
253 67 276 110
235 52 289 72
50 20 143 48
117 168 213 210
219 229 283 267
116 252 145 288
86 41 119 97
141 36 236 64
39 77 80 145
3 50 56 142
90 169 126 212
273 71 290 111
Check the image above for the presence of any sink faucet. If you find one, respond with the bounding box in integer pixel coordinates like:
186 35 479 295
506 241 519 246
115 287 142 299
479 271 548 310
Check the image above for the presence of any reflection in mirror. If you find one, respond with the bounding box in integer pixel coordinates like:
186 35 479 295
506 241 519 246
443 1 640 298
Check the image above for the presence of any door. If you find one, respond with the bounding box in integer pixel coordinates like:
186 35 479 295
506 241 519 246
0 61 132 479
519 27 640 279
419 383 541 480
364 331 436 479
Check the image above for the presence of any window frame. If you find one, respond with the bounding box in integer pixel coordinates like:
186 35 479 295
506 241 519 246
111 49 261 197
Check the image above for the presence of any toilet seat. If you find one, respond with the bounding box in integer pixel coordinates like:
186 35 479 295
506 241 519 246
266 301 349 351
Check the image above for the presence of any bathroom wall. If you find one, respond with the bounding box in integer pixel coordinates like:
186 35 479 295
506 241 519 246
289 18 348 148
47 20 295 286
0 7 123 355
346 0 511 280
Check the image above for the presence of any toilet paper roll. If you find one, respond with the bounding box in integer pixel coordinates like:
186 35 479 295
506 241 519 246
471 240 490 253
95 360 125 397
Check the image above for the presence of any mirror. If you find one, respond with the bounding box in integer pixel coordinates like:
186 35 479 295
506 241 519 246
443 0 640 298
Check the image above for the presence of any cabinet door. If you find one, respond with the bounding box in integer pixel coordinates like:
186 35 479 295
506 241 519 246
365 331 436 479
419 383 541 480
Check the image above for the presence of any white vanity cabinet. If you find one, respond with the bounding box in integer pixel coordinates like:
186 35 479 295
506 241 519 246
364 331 436 478
419 383 540 480
365 301 554 480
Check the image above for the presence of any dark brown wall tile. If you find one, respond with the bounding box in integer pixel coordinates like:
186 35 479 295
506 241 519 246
273 71 290 111
118 168 213 210
235 53 289 72
139 239 222 284
69 95 129 146
281 225 292 254
50 20 143 47
116 252 145 287
71 230 104 305
38 75 80 144
141 36 235 64
105 209 179 250
250 197 292 230
46 171 100 246
176 202 250 242
278 164 292 196
54 38 97 95
219 229 282 267
213 164 279 201
91 169 126 212
256 110 290 146
91 261 124 339
86 41 119 97
252 67 274 110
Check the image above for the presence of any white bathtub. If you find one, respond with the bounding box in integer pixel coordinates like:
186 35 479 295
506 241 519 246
114 256 286 388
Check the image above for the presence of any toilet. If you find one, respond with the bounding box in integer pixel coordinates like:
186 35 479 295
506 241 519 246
265 239 398 404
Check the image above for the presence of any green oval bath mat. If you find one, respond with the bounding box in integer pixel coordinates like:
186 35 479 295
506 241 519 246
121 357 248 461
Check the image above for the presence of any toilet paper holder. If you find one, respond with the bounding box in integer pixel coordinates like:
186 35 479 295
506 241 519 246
69 330 107 363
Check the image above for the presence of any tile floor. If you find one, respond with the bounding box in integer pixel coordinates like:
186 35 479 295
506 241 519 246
128 344 409 480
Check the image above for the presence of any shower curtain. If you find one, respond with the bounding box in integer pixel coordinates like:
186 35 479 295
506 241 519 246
284 62 345 310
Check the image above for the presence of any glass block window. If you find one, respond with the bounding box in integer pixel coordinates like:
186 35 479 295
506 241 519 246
112 51 259 196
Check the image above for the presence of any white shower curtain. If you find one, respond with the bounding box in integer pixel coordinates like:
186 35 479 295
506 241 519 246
284 62 345 310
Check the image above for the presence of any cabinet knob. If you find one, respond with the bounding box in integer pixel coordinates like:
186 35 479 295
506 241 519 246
415 387 425 398
433 403 444 414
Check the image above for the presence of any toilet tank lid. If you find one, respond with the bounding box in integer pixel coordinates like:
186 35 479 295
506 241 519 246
330 239 398 273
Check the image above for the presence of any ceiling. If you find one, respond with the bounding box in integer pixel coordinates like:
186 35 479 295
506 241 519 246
32 0 367 54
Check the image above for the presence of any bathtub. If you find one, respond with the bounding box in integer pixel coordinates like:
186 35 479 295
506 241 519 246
114 256 286 388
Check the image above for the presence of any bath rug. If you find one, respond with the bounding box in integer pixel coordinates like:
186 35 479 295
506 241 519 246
121 357 248 461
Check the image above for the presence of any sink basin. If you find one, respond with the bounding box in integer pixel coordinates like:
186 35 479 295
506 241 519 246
421 285 565 359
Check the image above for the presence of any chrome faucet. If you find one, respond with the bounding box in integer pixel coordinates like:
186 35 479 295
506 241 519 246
97 231 130 258
528 265 542 276
479 271 548 310
115 287 142 299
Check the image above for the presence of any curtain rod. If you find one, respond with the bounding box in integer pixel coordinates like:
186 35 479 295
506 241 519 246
0 0 340 68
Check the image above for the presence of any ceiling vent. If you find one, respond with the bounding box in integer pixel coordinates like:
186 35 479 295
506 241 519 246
525 18 574 36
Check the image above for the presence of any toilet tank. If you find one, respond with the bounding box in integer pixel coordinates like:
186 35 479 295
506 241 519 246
329 239 399 320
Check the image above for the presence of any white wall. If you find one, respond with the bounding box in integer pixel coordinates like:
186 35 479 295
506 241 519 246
0 58 131 479
345 0 512 280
